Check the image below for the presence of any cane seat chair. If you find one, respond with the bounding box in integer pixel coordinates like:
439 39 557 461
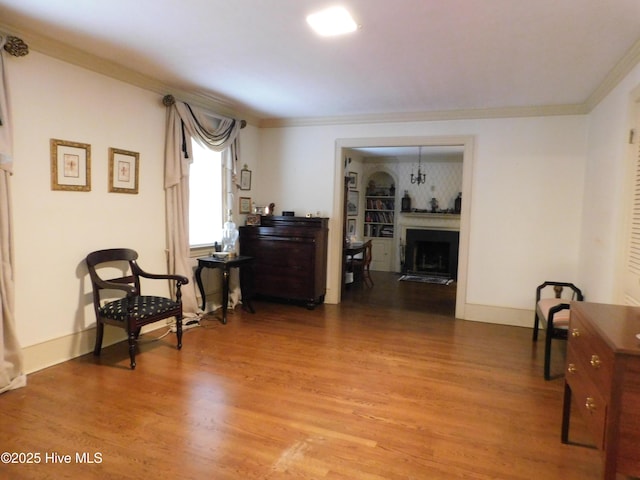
86 248 189 369
533 281 584 380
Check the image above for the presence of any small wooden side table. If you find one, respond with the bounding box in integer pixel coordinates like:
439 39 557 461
194 255 255 324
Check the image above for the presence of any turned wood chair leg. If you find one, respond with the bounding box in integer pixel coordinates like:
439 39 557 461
93 322 104 356
128 332 137 369
175 316 183 350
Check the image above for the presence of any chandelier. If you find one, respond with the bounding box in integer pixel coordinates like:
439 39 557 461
410 146 426 185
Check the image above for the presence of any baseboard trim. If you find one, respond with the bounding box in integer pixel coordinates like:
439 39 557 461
462 303 533 328
22 322 171 374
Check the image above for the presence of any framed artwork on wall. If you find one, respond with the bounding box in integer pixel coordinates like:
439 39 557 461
347 190 359 216
348 171 357 190
347 218 356 237
239 196 252 214
108 148 139 194
240 167 252 190
50 138 91 192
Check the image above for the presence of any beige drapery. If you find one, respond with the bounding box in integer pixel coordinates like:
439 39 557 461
164 98 241 316
0 35 26 393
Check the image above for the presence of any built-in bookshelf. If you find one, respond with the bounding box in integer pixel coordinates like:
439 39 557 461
364 195 395 238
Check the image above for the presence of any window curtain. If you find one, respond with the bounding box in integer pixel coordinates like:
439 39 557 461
164 97 241 317
0 34 26 393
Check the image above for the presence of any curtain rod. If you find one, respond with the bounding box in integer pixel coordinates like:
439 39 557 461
3 35 29 57
162 94 246 128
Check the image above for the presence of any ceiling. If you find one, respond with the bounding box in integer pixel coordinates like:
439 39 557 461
1 0 640 127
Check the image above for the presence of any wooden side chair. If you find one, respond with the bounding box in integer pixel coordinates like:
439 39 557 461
86 248 189 369
350 239 374 288
533 281 584 380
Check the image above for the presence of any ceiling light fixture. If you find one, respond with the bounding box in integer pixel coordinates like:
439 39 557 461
411 147 426 185
306 6 358 37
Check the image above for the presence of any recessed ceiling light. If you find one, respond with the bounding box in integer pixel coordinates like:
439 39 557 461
306 6 358 37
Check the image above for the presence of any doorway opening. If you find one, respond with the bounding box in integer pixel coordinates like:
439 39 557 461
332 136 474 320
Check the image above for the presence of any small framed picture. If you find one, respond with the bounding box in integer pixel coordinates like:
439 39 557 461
50 138 91 191
348 171 357 190
108 148 139 194
347 190 359 216
239 196 251 214
347 218 356 236
246 214 261 226
240 168 252 190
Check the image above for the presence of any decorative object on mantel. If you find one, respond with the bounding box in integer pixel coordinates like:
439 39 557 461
3 36 29 57
401 190 411 212
454 192 462 214
410 146 427 185
430 197 439 213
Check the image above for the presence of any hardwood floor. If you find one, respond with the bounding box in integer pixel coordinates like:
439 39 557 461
1 272 605 479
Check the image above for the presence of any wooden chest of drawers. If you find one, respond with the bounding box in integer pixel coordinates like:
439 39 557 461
562 302 640 479
239 216 328 308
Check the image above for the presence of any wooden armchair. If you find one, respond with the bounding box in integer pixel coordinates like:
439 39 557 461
86 248 189 369
533 281 583 380
350 240 374 287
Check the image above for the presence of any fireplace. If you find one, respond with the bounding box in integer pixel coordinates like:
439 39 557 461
404 228 459 279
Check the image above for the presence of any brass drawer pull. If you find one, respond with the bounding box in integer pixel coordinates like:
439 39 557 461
571 328 581 338
567 363 577 374
585 397 597 411
590 355 601 369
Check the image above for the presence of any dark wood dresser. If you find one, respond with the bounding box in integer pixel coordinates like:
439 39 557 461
239 216 329 308
562 302 640 479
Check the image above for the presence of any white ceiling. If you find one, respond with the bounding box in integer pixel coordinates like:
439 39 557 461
1 0 640 126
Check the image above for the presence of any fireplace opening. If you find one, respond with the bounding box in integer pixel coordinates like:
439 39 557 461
404 229 459 279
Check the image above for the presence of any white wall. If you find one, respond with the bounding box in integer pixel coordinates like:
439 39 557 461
580 62 640 303
259 116 588 322
7 51 259 372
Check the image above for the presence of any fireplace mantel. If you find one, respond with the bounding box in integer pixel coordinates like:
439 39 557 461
398 212 460 241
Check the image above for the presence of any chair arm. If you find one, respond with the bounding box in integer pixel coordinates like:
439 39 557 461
132 262 189 285
137 271 189 285
547 302 570 329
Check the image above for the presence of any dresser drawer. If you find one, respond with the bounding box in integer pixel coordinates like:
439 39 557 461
568 309 615 394
565 367 608 450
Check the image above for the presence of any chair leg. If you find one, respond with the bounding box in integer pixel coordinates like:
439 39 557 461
93 322 104 356
128 331 137 370
544 329 553 380
532 312 540 341
175 315 183 350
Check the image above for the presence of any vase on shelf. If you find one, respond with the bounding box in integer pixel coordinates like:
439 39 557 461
401 190 411 212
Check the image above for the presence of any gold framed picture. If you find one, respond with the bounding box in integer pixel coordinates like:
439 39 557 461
239 196 252 214
50 138 91 191
109 147 139 194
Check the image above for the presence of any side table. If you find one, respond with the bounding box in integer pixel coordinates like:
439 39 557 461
194 255 255 324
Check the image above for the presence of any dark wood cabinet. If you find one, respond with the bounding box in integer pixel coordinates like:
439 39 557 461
239 216 329 308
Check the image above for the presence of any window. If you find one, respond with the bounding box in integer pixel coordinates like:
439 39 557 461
189 139 223 247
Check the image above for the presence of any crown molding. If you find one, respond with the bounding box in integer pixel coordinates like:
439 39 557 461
584 36 640 111
0 21 261 125
258 103 589 128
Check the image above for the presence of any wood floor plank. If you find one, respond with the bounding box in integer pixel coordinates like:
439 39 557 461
0 272 607 479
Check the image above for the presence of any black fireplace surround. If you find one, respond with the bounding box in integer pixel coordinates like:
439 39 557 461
404 228 459 279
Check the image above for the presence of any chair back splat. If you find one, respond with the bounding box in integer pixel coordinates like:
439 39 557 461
85 248 189 369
